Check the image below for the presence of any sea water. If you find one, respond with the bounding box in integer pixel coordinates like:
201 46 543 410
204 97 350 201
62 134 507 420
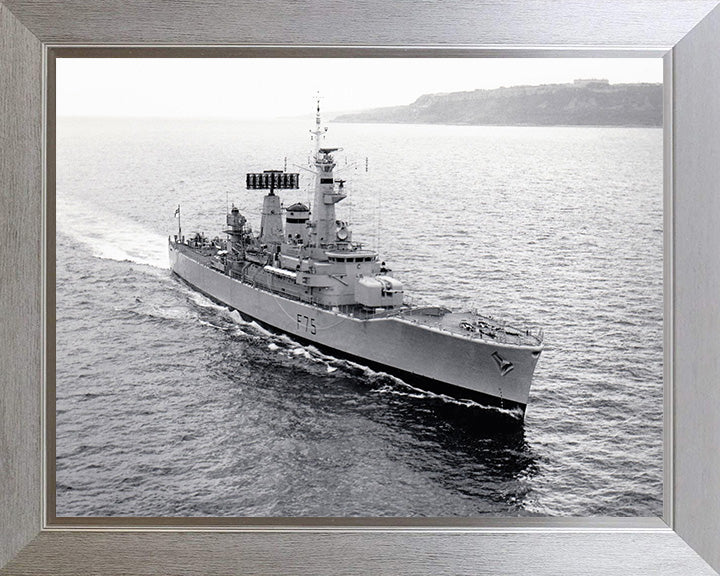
55 117 662 516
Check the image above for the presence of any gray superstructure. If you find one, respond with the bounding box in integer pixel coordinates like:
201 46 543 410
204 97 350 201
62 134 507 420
169 103 543 417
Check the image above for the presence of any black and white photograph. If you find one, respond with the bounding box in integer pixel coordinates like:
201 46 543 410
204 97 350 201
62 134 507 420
55 57 663 518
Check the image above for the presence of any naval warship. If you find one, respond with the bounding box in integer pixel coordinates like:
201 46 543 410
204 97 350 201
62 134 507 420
169 103 543 417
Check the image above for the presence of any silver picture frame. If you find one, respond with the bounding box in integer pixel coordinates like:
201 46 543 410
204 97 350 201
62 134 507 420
2 1 719 574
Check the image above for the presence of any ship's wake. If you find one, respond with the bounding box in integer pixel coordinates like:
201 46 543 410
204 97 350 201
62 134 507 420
57 195 169 269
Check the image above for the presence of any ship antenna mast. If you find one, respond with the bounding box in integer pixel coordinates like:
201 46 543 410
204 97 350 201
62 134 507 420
310 94 328 158
175 204 181 240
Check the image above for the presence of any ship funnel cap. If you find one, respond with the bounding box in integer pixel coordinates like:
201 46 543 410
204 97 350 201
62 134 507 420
286 202 309 212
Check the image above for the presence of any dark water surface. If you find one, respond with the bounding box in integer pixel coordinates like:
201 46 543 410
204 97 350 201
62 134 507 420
56 117 663 516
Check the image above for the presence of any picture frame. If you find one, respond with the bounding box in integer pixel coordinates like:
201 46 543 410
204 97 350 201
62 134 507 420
2 1 719 574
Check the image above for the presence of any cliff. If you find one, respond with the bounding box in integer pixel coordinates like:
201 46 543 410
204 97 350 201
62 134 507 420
334 80 662 127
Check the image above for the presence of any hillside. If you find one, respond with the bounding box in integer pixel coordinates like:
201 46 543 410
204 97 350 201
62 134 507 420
334 80 662 127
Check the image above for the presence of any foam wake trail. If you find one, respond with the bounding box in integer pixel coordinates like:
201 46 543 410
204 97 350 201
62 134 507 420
57 195 169 269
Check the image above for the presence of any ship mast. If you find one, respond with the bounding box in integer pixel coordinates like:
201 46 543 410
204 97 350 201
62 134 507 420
309 98 346 248
175 204 181 240
310 97 327 158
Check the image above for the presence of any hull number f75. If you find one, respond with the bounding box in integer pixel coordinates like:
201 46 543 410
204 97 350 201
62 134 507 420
297 314 317 335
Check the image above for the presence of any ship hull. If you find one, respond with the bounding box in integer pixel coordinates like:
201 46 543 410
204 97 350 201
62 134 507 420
169 240 541 416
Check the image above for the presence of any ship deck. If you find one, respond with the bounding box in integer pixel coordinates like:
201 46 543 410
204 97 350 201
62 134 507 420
397 307 543 348
172 241 543 350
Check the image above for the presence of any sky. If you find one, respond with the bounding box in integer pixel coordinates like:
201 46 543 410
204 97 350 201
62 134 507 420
57 58 663 119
